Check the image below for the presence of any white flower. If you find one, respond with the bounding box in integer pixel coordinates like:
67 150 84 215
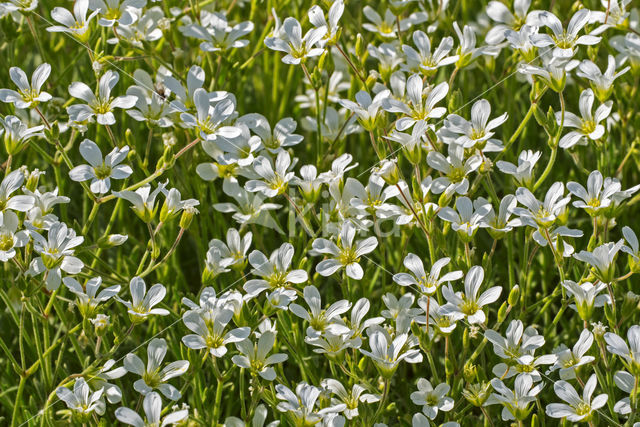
68 70 137 125
453 22 500 67
359 329 423 377
289 285 351 338
0 63 52 109
264 17 327 65
531 9 601 58
244 242 307 299
546 374 607 422
91 0 145 27
567 170 620 215
311 221 378 280
439 99 508 152
0 170 34 212
114 182 167 223
605 325 640 374
47 0 98 40
126 85 175 128
56 378 105 416
181 307 250 357
574 240 624 283
28 221 84 290
496 150 541 188
417 297 458 335
512 182 570 228
518 59 580 93
0 211 29 262
318 153 358 184
403 30 459 75
159 188 199 223
557 89 612 149
410 379 454 419
548 329 595 380
115 391 189 426
382 75 448 131
427 143 482 197
239 113 303 154
213 179 283 232
275 382 345 425
179 12 254 53
63 276 120 318
394 254 463 295
232 331 288 381
117 276 169 320
339 89 390 131
441 266 502 324
245 151 295 197
179 88 240 141
485 0 533 44
322 379 379 420
562 280 610 322
308 0 344 45
69 139 132 194
0 115 44 154
577 55 630 101
124 338 189 401
208 228 252 268
485 374 543 421
437 196 492 241
484 320 545 363
362 7 423 39
381 293 421 322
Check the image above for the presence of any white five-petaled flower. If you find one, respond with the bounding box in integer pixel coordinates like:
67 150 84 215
47 0 98 41
56 378 105 416
115 391 189 427
439 98 508 152
567 170 620 215
403 30 459 75
410 378 454 420
393 254 463 295
604 325 640 374
289 285 351 339
428 143 482 197
0 170 34 212
322 378 379 420
573 240 624 283
577 55 630 101
68 70 137 125
114 182 167 223
179 12 254 53
339 89 390 131
117 276 169 321
63 276 120 318
545 374 607 422
124 338 189 401
512 182 570 228
496 150 542 188
562 280 610 322
245 151 295 197
359 328 423 378
264 17 327 65
181 306 250 358
382 75 448 131
180 89 240 141
28 221 84 291
311 221 378 280
486 374 543 422
0 115 44 154
557 89 612 149
548 329 595 380
0 63 52 109
437 196 492 241
275 382 345 425
0 211 29 262
531 9 601 58
231 331 288 381
308 0 344 45
244 242 308 299
485 0 533 44
69 139 132 194
441 265 502 324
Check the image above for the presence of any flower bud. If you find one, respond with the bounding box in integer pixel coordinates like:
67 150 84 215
98 234 128 249
90 314 110 336
508 285 520 307
497 301 509 322
375 159 399 185
179 206 199 229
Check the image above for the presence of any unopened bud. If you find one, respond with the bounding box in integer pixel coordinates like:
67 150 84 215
508 285 520 307
98 234 129 249
179 206 199 229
